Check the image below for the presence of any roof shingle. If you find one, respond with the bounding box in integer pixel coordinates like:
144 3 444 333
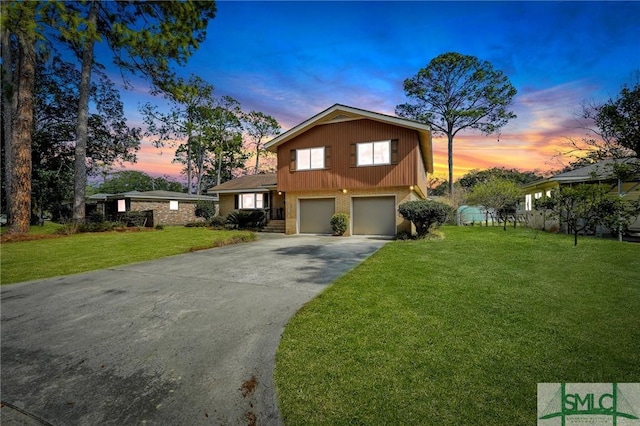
207 173 277 193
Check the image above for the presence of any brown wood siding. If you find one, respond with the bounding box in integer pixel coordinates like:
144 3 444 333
277 119 424 192
416 146 428 196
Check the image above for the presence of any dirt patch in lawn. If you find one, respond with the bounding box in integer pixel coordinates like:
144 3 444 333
0 233 64 243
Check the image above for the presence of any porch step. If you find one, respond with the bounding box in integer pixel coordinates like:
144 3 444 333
262 219 285 233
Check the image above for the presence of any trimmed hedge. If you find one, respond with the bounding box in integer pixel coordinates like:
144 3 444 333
398 200 452 238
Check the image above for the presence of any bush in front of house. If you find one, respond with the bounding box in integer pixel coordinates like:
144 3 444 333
55 221 119 234
195 200 216 220
227 210 266 230
209 216 227 229
398 200 452 238
185 221 209 227
330 213 349 236
117 211 149 228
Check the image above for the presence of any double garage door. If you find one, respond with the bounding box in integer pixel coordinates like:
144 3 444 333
299 196 396 236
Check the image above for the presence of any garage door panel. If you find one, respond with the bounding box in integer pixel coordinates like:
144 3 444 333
353 196 396 236
299 198 335 234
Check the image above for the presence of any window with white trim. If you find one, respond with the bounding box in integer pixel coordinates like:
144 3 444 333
525 194 532 211
117 199 126 212
296 147 325 170
237 193 266 209
357 140 390 166
169 200 179 210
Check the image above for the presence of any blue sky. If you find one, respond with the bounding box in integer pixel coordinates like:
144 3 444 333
114 1 640 180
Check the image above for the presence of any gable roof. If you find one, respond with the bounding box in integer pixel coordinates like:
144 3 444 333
521 158 640 191
551 158 640 183
207 173 277 194
264 104 433 173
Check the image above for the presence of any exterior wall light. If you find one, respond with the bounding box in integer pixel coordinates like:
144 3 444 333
409 185 414 191
278 191 282 195
342 189 348 194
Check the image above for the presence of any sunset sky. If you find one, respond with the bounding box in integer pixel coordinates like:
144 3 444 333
108 1 640 183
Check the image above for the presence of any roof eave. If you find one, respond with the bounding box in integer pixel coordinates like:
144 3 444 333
265 104 433 155
208 188 271 194
108 195 218 202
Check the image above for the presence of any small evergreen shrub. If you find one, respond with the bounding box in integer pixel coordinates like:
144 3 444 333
185 221 209 228
396 230 412 240
195 200 216 220
330 213 349 236
227 210 266 230
209 216 227 229
86 210 106 224
117 211 148 228
155 224 164 230
398 200 452 238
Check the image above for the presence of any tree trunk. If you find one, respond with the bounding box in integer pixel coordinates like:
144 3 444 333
1 28 15 217
196 146 205 195
8 25 36 234
447 133 454 196
254 145 261 174
216 148 223 186
186 134 193 194
73 0 97 223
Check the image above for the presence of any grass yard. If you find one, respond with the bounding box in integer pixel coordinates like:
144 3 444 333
1 225 255 284
275 227 640 425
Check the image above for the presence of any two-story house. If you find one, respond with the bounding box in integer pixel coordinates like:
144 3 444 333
208 104 433 236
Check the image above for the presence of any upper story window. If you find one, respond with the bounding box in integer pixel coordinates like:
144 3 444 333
357 140 391 166
296 147 325 170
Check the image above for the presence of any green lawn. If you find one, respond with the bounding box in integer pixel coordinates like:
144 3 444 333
1 226 255 284
275 227 640 425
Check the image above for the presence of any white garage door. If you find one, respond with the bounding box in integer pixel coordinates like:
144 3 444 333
299 198 335 234
352 196 396 236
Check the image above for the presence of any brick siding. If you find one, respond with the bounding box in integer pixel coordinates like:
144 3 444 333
130 201 205 226
285 186 416 236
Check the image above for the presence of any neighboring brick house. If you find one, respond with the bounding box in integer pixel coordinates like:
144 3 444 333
208 104 434 236
88 190 218 226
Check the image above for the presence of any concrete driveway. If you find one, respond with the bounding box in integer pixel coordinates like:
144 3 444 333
1 234 388 425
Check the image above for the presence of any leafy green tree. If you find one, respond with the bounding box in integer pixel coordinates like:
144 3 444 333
195 200 216 221
396 52 517 196
141 75 215 194
563 78 639 167
458 167 544 190
142 81 248 194
28 56 140 223
1 0 216 231
596 80 639 158
243 111 281 174
398 200 452 238
198 96 247 189
466 178 521 230
427 177 449 196
535 183 639 246
66 0 216 222
98 171 184 194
